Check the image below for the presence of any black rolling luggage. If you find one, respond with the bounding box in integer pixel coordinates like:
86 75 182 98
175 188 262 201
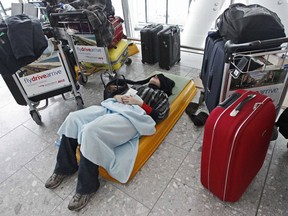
200 31 222 89
140 24 163 64
200 31 225 112
157 25 181 70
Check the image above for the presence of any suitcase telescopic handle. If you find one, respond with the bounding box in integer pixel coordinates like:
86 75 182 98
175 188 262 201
230 94 256 117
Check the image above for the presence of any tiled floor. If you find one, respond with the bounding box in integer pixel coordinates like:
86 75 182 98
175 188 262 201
0 45 288 216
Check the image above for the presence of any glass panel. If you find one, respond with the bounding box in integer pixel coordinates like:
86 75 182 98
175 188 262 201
134 0 146 23
2 0 20 8
147 0 166 24
112 0 124 19
167 0 190 25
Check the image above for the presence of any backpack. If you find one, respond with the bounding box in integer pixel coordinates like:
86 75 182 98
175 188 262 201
216 4 286 44
104 0 115 17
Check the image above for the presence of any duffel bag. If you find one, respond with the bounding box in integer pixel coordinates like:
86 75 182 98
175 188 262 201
216 3 286 44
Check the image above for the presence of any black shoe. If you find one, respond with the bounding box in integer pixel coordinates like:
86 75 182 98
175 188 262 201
45 173 67 189
68 193 94 211
185 102 199 116
189 111 209 127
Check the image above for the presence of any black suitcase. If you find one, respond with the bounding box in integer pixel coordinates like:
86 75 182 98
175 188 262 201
2 74 27 106
200 31 223 90
140 24 163 64
157 26 181 70
200 31 225 112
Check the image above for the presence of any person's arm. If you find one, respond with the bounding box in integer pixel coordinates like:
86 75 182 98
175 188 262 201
123 94 169 123
150 96 170 123
121 95 153 115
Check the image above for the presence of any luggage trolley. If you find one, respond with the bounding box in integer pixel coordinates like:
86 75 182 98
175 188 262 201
219 37 288 116
49 11 132 85
2 38 84 125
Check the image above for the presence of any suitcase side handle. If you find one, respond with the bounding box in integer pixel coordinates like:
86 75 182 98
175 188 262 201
230 94 256 116
219 92 242 108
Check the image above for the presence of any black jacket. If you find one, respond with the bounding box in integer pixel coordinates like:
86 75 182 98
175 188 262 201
0 14 47 76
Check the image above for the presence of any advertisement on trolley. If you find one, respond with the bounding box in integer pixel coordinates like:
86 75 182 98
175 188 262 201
226 66 288 107
18 66 70 97
75 45 107 64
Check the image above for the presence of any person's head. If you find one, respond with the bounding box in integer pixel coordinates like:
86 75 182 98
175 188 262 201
149 74 175 96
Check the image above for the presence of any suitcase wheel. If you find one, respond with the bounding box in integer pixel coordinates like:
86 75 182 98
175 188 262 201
270 125 278 141
76 96 84 110
30 110 42 125
78 73 88 85
125 58 132 66
165 66 171 70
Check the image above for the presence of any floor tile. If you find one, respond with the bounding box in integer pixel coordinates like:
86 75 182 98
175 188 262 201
25 144 78 200
0 76 15 109
50 182 150 216
0 101 30 138
257 138 288 216
114 141 187 209
174 138 203 191
0 126 48 184
0 167 62 216
149 179 244 216
165 113 202 151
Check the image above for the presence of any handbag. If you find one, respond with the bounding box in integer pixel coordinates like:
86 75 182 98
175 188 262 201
101 73 129 100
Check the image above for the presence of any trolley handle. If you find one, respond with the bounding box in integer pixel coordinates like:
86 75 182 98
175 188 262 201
50 10 87 18
49 10 90 28
225 37 288 57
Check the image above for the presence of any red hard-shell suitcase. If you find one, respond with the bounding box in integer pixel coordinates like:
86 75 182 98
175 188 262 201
108 16 124 49
201 89 276 202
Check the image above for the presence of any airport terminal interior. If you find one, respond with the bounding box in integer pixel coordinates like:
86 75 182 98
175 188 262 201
1 0 288 215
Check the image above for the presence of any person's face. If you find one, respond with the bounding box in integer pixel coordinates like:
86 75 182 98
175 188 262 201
149 75 161 88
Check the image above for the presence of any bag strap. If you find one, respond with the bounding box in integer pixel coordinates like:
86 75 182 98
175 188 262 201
124 75 155 85
101 72 156 87
100 72 125 87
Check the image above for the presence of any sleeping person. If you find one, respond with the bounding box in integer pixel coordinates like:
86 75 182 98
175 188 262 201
45 73 175 211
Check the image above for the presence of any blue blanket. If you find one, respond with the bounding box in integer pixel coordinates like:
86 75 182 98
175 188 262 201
57 98 156 183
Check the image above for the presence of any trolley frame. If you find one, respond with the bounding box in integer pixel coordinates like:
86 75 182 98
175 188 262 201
219 37 288 115
50 11 130 85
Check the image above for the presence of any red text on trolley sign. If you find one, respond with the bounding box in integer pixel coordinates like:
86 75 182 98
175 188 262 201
22 69 63 84
78 47 102 53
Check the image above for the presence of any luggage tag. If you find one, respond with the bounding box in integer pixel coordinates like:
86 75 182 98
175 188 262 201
231 68 241 79
231 56 249 79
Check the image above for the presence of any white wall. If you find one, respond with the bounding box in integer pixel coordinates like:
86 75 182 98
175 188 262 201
249 0 288 36
181 0 288 49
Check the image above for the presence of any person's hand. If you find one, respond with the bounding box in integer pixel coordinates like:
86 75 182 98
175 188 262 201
114 95 125 103
122 95 143 106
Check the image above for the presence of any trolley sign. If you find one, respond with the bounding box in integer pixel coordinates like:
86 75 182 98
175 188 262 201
18 66 70 97
75 45 107 64
226 66 288 107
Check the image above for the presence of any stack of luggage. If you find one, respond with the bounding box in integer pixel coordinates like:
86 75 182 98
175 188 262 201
140 24 181 70
199 3 287 202
200 3 286 113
